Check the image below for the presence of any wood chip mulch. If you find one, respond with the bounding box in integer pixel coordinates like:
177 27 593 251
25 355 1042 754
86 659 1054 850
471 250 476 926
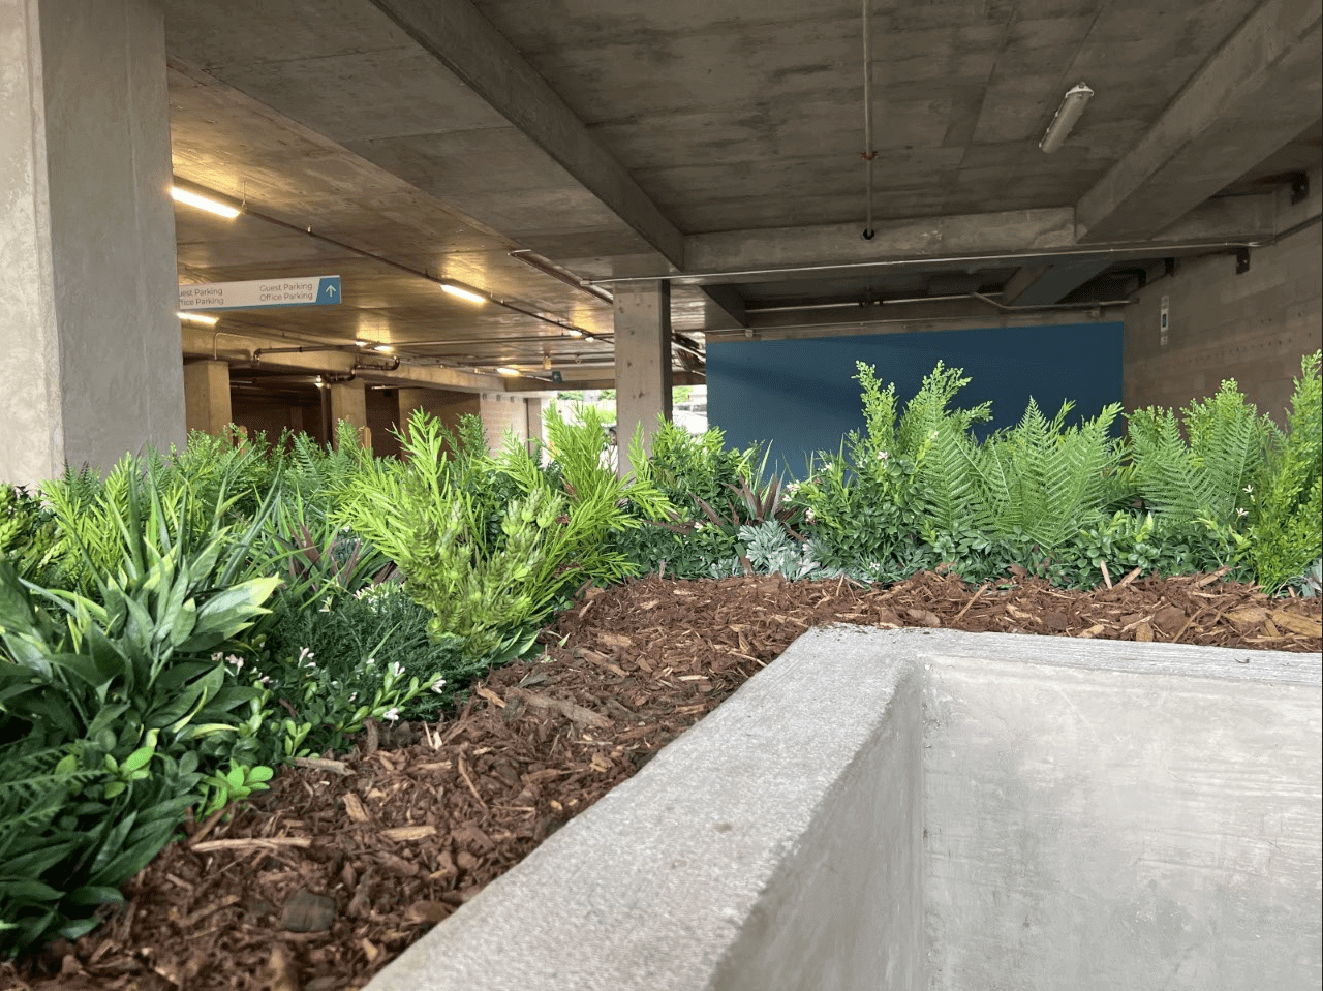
5 569 1320 991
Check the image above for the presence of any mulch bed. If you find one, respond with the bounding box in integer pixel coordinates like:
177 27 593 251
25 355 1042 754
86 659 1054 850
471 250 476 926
5 569 1320 991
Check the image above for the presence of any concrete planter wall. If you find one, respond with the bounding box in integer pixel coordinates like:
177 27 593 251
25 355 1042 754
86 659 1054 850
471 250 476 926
367 628 1322 991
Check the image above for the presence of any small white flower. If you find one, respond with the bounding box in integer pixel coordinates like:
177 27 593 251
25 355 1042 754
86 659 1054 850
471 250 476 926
258 674 272 686
389 661 404 678
804 508 817 524
382 707 400 722
348 692 357 703
224 654 244 673
431 678 448 693
212 652 223 661
785 482 800 496
1236 507 1248 518
365 657 375 666
878 451 888 461
1243 484 1253 493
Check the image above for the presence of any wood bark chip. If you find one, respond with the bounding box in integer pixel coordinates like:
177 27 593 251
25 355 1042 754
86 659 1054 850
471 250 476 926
9 570 1315 991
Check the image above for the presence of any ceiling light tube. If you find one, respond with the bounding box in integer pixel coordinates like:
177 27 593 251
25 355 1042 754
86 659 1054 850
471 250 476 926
372 344 394 352
1039 83 1094 154
170 185 242 219
177 310 219 326
440 282 487 304
495 366 521 376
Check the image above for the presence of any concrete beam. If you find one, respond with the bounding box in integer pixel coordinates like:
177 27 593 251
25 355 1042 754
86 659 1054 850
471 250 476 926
683 208 1076 277
730 303 1128 342
660 197 1275 289
699 284 747 331
366 0 684 267
1076 0 1323 242
1000 259 1113 306
181 326 505 392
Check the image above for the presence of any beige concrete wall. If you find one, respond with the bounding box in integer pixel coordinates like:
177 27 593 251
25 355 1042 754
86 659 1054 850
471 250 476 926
1125 178 1322 422
479 393 528 452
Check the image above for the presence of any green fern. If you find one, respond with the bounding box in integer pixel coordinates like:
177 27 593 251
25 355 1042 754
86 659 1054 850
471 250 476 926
1251 351 1322 591
975 399 1125 550
1126 379 1273 530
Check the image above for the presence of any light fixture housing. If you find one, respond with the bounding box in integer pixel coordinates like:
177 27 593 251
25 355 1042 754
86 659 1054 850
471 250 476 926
1039 83 1094 154
170 185 242 219
440 282 487 304
177 311 219 326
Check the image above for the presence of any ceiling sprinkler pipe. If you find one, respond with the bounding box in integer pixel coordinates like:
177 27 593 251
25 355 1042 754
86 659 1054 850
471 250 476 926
860 0 876 241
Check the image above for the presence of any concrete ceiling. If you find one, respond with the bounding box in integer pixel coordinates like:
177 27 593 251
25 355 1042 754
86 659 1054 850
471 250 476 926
164 0 1323 393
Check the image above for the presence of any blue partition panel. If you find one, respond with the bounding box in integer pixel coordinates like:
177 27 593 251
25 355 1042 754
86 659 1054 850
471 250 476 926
706 323 1123 475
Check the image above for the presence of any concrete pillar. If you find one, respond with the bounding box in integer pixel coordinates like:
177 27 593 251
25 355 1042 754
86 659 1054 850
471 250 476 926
329 380 367 448
0 0 183 487
183 360 232 437
613 281 672 461
525 397 544 454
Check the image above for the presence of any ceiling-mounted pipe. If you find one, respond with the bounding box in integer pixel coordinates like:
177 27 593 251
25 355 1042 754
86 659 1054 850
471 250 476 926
746 292 1005 314
588 239 1265 286
509 249 613 304
860 0 876 241
969 291 1132 312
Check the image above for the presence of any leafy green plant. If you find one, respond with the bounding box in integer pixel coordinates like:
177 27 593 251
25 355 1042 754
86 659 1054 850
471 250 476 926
1250 351 1322 592
200 760 274 817
247 582 461 757
0 472 279 953
0 486 59 584
333 406 668 664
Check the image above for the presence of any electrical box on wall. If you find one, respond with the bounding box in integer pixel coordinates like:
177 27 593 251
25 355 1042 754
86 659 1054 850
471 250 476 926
1160 295 1169 347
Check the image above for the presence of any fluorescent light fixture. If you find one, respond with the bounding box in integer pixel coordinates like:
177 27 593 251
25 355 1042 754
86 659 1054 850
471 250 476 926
372 344 394 353
356 340 371 348
177 310 219 326
565 329 584 338
495 366 521 376
440 282 487 304
1039 83 1094 153
170 185 242 219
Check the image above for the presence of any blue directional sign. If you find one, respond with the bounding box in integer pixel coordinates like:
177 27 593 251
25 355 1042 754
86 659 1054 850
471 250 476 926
179 275 342 310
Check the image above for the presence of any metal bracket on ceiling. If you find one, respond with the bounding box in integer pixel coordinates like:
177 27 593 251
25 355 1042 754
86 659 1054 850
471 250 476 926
1235 247 1251 275
1290 171 1310 206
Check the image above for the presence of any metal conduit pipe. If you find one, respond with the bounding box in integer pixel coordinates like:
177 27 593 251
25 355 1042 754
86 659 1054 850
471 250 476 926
588 240 1266 285
509 249 614 304
746 292 1004 314
860 0 876 241
969 291 1133 312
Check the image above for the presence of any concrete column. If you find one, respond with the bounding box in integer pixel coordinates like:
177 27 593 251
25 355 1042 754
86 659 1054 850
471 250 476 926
525 397 544 454
183 360 232 437
0 0 184 487
613 281 672 461
329 380 367 448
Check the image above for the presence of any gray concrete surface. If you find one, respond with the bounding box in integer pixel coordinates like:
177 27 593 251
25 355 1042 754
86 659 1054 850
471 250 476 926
922 632 1322 991
367 625 925 991
1 0 184 487
367 627 1321 991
